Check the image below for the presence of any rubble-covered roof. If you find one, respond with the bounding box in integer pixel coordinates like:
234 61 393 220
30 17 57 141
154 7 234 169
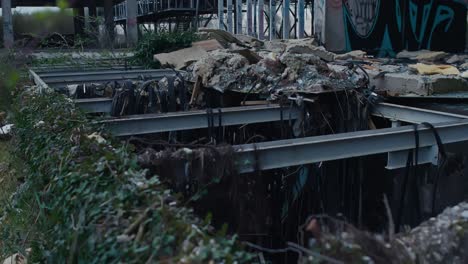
154 29 468 98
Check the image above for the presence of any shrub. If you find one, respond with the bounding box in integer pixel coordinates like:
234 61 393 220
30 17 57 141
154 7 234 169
1 91 251 262
133 31 199 68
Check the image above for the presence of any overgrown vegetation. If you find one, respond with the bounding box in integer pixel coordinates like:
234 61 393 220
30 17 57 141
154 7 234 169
133 31 199 68
0 91 252 262
0 56 22 112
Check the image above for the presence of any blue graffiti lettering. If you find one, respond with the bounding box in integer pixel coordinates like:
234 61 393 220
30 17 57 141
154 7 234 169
409 0 435 48
378 25 395 57
427 6 455 49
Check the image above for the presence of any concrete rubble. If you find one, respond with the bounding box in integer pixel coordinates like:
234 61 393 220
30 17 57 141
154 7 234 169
153 30 468 98
304 202 468 264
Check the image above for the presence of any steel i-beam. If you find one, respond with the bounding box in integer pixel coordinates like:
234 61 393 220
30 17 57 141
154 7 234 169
234 119 468 173
37 69 176 89
99 104 301 136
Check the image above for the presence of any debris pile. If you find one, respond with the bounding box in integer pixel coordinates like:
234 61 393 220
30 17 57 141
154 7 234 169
152 29 468 99
301 202 468 264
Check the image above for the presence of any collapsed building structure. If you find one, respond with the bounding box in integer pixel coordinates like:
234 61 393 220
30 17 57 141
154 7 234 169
27 26 468 262
0 0 464 262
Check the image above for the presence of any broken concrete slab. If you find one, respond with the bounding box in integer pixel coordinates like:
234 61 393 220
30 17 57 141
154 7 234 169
192 39 224 51
416 51 449 62
154 46 208 69
235 34 264 47
396 50 449 62
284 43 335 62
263 40 288 53
229 49 262 64
198 28 247 47
335 50 367 60
369 71 468 96
446 54 468 64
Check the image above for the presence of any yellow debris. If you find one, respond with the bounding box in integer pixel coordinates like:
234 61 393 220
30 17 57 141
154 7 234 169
410 63 460 75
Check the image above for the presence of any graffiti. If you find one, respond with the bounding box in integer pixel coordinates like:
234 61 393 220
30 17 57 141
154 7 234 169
342 0 466 55
343 0 380 36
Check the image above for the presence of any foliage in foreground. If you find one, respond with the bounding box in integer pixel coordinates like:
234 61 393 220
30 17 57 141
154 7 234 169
133 31 199 68
0 91 251 262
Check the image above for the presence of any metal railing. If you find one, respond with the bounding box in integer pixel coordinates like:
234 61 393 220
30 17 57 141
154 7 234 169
114 0 200 21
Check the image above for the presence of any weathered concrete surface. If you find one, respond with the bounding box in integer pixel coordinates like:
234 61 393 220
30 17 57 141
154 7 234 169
154 47 209 69
370 71 468 96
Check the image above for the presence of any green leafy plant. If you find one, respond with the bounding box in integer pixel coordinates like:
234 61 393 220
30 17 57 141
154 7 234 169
1 91 252 262
133 31 199 68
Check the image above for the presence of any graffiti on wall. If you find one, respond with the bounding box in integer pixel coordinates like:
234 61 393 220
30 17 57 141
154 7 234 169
341 0 467 55
343 0 380 36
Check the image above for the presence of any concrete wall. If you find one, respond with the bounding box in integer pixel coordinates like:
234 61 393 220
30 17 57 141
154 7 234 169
315 0 467 54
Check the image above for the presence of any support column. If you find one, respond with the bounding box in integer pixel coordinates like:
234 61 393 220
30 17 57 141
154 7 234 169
227 0 233 33
218 0 224 30
247 0 252 35
235 0 242 34
297 0 304 38
2 0 13 48
126 0 139 47
258 0 264 40
104 0 115 47
269 0 276 40
253 0 257 37
282 0 289 39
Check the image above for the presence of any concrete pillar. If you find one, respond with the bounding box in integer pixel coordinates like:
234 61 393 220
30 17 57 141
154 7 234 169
258 0 264 40
104 0 115 47
227 0 233 33
126 0 138 47
297 0 304 38
282 0 290 39
269 0 276 40
218 0 224 29
73 8 85 36
236 0 242 34
2 0 13 48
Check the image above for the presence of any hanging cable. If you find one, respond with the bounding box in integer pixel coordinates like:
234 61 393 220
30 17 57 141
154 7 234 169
396 124 419 232
420 122 448 215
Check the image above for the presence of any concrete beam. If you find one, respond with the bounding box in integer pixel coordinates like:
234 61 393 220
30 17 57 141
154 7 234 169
126 0 138 47
2 0 13 48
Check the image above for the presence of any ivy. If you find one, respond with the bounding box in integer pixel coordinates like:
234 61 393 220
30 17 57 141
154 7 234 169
1 91 252 263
